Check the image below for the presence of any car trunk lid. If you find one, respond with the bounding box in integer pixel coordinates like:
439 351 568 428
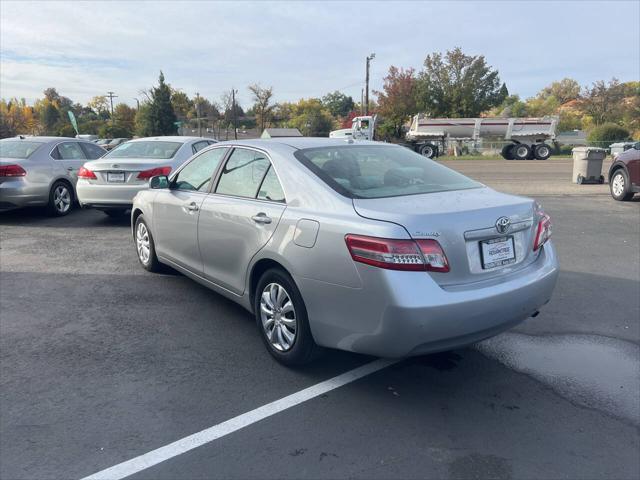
82 157 174 185
352 187 538 286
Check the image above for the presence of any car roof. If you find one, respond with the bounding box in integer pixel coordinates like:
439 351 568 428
128 136 210 143
1 136 77 144
216 137 387 150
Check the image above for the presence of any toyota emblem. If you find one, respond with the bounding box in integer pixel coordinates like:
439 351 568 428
495 216 511 234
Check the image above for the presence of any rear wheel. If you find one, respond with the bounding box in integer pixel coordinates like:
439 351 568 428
501 144 514 160
512 144 531 160
610 169 634 201
134 214 161 272
47 181 73 216
254 268 319 366
534 143 552 160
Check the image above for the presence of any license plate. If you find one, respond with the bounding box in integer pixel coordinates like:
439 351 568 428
480 236 516 269
107 172 125 183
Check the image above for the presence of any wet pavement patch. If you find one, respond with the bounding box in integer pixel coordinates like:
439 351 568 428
476 333 640 425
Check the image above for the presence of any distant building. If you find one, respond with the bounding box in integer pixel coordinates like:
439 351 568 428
261 128 303 139
556 130 587 146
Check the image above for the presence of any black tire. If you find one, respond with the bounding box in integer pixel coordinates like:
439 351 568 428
501 144 514 160
47 180 74 216
133 214 162 272
254 268 320 366
534 143 552 160
577 174 584 184
512 144 531 160
419 143 437 158
103 209 128 217
610 168 634 201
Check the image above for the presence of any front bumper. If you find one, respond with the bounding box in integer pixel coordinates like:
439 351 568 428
296 242 559 357
76 180 146 209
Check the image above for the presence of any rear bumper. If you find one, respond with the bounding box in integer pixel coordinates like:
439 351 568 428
76 180 146 209
0 180 48 210
296 242 559 357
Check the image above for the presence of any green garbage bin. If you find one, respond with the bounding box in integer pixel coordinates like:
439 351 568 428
571 147 606 184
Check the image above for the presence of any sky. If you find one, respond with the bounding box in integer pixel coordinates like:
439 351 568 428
1 0 639 109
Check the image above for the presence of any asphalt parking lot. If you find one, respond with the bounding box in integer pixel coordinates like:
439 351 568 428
1 158 639 480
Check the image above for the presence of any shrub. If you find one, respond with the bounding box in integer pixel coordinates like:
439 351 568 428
587 123 631 147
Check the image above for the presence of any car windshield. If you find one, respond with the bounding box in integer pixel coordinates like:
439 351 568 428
0 141 43 159
105 141 182 159
294 145 482 199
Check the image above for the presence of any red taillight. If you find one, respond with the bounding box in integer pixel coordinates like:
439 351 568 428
0 164 26 177
77 166 97 179
345 234 449 272
137 166 172 180
533 212 552 251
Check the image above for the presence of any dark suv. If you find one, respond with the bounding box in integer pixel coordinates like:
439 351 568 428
609 142 640 201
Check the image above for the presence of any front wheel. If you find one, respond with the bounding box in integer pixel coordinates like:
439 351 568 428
255 268 319 366
610 169 634 201
134 215 161 272
418 143 437 158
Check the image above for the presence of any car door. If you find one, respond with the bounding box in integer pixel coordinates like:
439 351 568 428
198 147 287 294
51 141 88 183
153 147 229 271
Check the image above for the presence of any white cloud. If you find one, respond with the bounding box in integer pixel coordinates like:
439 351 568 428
1 1 638 107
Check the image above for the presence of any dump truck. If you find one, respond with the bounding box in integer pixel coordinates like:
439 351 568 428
330 114 559 160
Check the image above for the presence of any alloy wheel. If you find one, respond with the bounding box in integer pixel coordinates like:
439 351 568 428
54 185 71 213
136 222 151 264
612 173 625 197
260 282 297 351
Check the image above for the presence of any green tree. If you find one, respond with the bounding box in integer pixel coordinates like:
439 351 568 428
111 103 136 137
374 66 419 139
321 91 355 118
581 79 626 126
286 98 334 137
416 47 507 117
248 83 275 133
140 71 178 136
586 122 631 146
538 78 581 104
171 90 194 121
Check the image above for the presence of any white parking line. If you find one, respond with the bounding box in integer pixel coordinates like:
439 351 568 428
81 358 399 480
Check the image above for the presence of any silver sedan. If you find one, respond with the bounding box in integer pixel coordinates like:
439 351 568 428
0 136 106 215
131 138 559 365
76 136 216 216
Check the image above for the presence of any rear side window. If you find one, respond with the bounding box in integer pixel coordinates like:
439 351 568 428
294 145 481 199
54 142 86 160
173 148 228 192
192 141 210 153
215 148 270 198
80 142 106 160
0 141 42 159
257 167 285 203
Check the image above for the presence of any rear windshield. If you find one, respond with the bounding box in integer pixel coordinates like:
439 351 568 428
105 141 182 159
0 141 43 159
294 145 481 199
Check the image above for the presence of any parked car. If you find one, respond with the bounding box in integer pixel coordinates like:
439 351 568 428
609 141 640 201
0 136 107 216
76 136 216 216
131 138 559 366
104 138 129 151
95 138 112 147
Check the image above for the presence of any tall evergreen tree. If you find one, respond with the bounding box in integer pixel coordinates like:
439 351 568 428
147 71 178 135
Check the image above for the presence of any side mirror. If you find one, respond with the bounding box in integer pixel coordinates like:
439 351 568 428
149 175 169 189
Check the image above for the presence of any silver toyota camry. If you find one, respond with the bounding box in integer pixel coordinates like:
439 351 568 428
131 138 558 365
77 136 216 216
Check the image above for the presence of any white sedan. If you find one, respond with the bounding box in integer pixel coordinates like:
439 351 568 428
76 136 216 216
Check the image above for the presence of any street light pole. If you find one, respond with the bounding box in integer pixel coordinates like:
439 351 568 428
365 53 375 116
195 92 201 137
133 98 140 110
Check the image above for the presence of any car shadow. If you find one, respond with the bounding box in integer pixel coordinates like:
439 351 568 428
0 206 131 228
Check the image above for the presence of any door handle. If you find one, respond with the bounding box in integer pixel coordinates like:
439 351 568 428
67 167 74 171
185 201 199 212
251 213 272 224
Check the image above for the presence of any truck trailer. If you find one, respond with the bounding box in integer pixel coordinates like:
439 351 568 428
330 114 558 160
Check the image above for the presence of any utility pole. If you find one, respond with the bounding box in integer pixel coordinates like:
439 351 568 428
106 91 117 116
231 88 238 140
195 92 201 137
361 88 364 115
133 98 140 110
365 53 375 116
